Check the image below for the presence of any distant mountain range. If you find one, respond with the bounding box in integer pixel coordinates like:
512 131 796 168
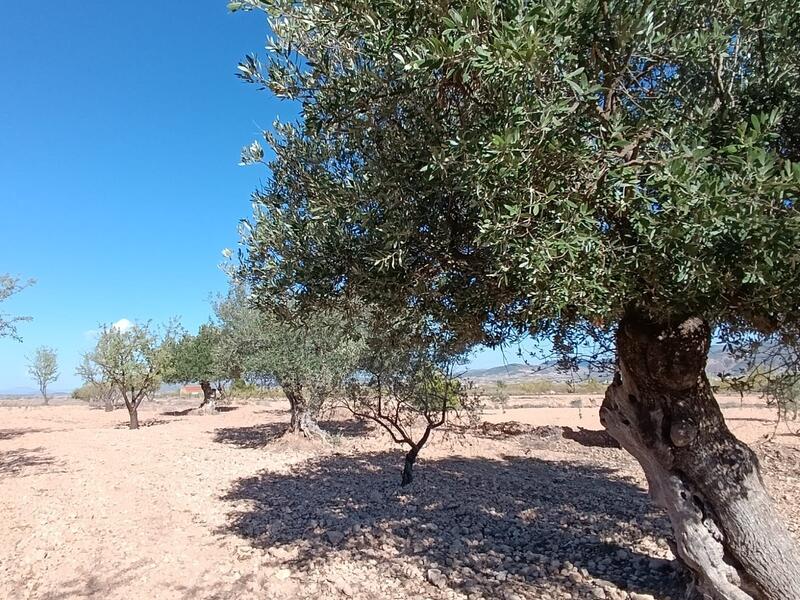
461 345 743 382
0 386 71 396
460 362 606 383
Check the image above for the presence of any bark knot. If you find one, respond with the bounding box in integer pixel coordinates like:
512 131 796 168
670 420 697 447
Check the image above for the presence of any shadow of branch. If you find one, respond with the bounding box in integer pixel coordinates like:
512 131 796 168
0 428 49 441
213 419 373 449
0 446 63 478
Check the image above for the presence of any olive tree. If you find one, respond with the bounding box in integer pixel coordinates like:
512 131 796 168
214 288 362 437
234 1 800 596
27 346 59 404
163 324 225 412
345 311 480 485
0 275 33 341
86 322 170 429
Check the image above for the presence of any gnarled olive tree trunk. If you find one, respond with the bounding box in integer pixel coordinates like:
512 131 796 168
198 380 217 412
282 381 327 440
600 314 800 600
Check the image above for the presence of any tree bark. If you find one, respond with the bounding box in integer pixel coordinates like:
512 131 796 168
401 445 419 486
198 380 217 412
283 383 327 440
600 313 800 600
127 405 139 430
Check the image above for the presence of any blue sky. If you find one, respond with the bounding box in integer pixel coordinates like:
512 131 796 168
0 2 511 391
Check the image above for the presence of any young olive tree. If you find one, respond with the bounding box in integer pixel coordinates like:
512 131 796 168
0 274 33 341
27 346 59 404
162 324 225 412
86 322 170 429
214 288 362 437
345 313 480 485
234 1 800 596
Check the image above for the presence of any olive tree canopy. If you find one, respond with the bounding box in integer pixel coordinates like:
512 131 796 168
86 322 171 430
27 346 59 404
162 324 226 410
233 1 800 598
214 288 363 436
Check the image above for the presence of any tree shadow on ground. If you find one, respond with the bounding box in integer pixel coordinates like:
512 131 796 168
322 418 375 437
253 407 292 416
221 451 684 599
114 419 171 429
163 408 196 417
0 447 60 478
162 406 240 417
38 560 151 600
456 422 621 449
453 421 578 442
167 572 258 600
214 420 373 449
0 428 46 441
562 427 621 448
214 422 291 448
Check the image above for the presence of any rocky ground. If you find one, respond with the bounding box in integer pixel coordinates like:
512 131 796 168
0 396 797 600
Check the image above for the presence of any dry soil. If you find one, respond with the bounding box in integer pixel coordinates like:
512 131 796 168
0 395 797 600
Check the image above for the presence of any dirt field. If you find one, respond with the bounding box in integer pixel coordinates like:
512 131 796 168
1 396 798 600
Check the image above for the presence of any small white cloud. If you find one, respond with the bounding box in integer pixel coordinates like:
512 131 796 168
112 318 133 332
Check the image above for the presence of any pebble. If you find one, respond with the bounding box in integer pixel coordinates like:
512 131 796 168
426 568 448 589
326 530 345 545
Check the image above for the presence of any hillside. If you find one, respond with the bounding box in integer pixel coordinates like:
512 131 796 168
463 345 742 383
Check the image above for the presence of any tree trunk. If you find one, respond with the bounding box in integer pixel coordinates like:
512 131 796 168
127 405 139 430
283 383 327 440
41 387 49 406
401 446 419 486
198 380 217 412
600 313 800 600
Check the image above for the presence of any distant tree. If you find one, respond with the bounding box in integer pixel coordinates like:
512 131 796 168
0 275 33 341
27 346 59 404
163 324 225 412
75 354 119 411
86 322 170 429
491 380 509 413
214 288 362 437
